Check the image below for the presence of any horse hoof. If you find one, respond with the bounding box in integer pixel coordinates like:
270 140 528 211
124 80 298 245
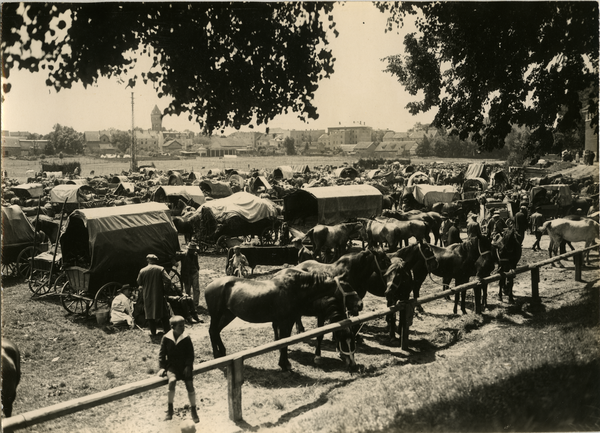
314 356 323 365
461 310 467 315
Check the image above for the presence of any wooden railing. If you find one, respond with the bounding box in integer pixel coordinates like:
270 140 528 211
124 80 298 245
3 245 597 431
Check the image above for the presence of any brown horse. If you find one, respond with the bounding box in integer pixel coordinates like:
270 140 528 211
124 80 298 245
304 222 363 263
383 209 442 245
205 268 362 371
389 237 495 315
358 218 402 252
2 339 21 417
295 249 414 341
491 227 522 305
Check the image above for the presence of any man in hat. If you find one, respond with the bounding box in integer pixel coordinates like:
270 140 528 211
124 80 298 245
180 242 201 308
110 284 135 329
466 212 482 240
514 205 528 244
137 254 172 337
486 211 505 239
446 217 463 245
440 213 451 246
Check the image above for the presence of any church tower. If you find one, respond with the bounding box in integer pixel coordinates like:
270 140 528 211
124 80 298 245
151 105 162 131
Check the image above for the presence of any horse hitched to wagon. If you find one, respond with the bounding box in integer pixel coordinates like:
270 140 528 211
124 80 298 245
56 203 183 319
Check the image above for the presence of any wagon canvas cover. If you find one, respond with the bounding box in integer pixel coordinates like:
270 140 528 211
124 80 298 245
194 192 278 223
152 186 206 206
283 185 382 224
50 184 94 203
2 205 36 246
412 185 461 207
60 203 179 290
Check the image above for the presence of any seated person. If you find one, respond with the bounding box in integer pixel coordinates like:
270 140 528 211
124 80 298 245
110 284 135 329
227 246 249 277
163 279 201 324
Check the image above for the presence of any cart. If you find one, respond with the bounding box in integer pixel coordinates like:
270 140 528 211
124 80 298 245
57 203 182 316
1 205 49 278
479 201 514 235
189 191 284 252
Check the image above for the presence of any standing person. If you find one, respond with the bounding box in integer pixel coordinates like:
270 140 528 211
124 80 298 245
110 284 135 329
466 213 483 239
446 218 463 245
440 213 451 247
514 206 528 244
137 254 171 337
530 208 545 251
158 316 199 423
293 238 314 263
180 242 200 308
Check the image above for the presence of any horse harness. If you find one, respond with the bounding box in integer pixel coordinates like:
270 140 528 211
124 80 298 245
333 276 359 359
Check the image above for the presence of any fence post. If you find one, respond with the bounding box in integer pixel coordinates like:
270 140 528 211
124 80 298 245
227 357 244 422
573 252 583 282
531 266 540 304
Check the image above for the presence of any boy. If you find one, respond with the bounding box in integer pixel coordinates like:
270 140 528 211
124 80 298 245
110 284 135 329
158 316 199 423
228 246 249 277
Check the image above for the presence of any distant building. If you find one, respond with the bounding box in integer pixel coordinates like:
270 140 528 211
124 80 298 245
354 141 378 156
206 137 250 157
162 139 183 154
151 105 162 131
583 107 599 161
84 130 118 155
326 125 372 144
2 136 22 157
135 129 161 153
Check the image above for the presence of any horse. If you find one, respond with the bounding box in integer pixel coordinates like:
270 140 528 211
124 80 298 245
358 218 402 252
172 215 194 244
491 227 522 305
294 249 413 341
444 171 465 186
2 339 21 417
384 218 430 249
389 236 495 315
205 268 363 371
304 222 363 263
383 209 442 245
542 218 599 266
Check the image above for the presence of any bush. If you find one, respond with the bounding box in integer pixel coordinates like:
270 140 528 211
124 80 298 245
42 161 81 174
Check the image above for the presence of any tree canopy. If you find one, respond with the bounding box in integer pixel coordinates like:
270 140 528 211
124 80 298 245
2 2 337 134
377 2 599 155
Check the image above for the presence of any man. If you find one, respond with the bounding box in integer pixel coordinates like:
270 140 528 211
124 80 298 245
466 213 482 239
227 246 249 277
446 218 463 245
137 254 172 337
487 212 506 239
514 206 528 244
440 213 451 246
180 242 200 307
293 238 314 263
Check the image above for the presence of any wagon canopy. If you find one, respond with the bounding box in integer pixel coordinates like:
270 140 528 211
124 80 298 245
465 163 489 180
283 185 382 224
11 183 44 199
407 171 431 186
412 184 461 207
60 203 179 290
50 184 95 203
152 186 206 206
248 176 272 194
199 180 233 198
273 166 294 180
292 165 310 174
530 184 573 207
192 191 278 223
333 166 359 179
2 205 37 246
463 178 488 191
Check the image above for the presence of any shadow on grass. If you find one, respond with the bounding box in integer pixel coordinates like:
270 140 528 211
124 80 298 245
241 361 352 390
387 360 600 432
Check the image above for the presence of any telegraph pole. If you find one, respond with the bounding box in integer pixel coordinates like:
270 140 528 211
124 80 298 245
131 92 137 172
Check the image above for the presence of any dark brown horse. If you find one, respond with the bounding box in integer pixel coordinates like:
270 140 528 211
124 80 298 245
296 249 414 341
205 268 362 371
304 222 363 263
389 237 495 315
382 209 442 245
491 227 522 305
2 339 21 417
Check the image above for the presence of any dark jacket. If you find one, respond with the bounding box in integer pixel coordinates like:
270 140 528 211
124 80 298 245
447 225 463 245
159 330 194 374
514 211 527 237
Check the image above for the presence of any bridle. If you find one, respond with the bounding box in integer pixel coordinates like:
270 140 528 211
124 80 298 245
333 276 358 359
370 249 388 285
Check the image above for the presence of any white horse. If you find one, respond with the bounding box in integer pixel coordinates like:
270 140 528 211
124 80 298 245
542 218 599 266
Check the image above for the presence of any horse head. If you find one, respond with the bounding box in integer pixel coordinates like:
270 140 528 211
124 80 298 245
418 242 439 273
473 236 496 279
383 257 414 301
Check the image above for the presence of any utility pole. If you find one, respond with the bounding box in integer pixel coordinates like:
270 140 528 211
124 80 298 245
131 92 137 172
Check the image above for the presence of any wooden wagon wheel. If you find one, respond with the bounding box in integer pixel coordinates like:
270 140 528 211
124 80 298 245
168 268 183 293
28 270 52 296
1 262 17 278
260 226 279 245
94 282 122 313
16 246 42 279
60 281 90 315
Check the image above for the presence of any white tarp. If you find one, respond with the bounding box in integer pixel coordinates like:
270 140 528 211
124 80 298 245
412 184 461 207
50 185 85 203
193 191 278 223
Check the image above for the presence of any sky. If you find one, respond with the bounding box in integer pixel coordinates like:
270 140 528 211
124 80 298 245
1 2 436 136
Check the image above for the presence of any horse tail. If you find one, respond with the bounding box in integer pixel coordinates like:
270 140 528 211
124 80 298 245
304 228 314 245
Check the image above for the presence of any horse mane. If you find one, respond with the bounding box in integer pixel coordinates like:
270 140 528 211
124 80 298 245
290 270 330 291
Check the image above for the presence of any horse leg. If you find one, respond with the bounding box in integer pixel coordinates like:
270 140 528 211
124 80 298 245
209 312 236 358
474 284 482 315
498 275 505 301
314 316 325 365
507 276 515 303
274 321 294 371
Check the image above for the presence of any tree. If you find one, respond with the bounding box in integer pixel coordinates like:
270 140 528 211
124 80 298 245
44 141 56 156
378 2 599 155
2 3 337 135
111 130 132 153
283 137 296 155
46 124 84 154
416 135 433 157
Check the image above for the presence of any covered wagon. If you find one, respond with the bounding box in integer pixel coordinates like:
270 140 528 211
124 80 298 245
273 166 294 180
283 184 382 225
58 203 181 314
152 185 206 208
199 179 233 199
50 184 99 213
410 184 461 208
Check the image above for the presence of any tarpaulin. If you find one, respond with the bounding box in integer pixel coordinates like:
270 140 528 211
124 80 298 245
283 185 382 224
2 205 36 245
192 192 278 223
11 183 44 199
412 185 460 208
273 166 294 180
60 203 179 291
152 186 206 206
50 184 93 203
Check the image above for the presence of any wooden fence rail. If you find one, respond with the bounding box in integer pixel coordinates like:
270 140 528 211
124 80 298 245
3 244 598 431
